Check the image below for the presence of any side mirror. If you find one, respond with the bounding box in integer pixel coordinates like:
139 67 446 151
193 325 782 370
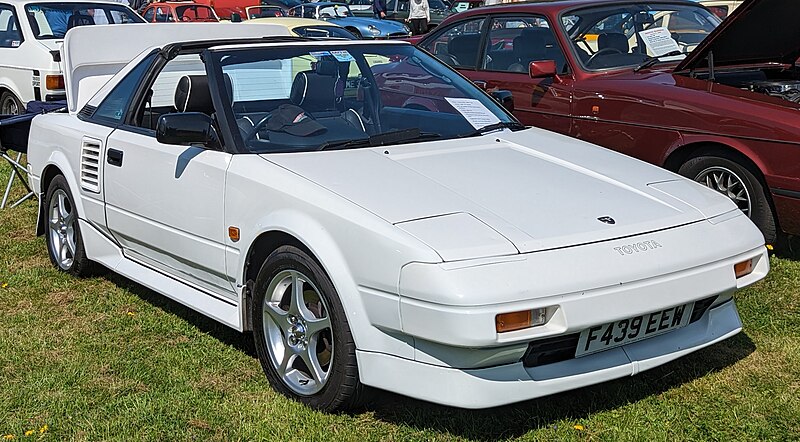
230 12 242 22
491 90 514 113
156 113 220 149
529 60 557 79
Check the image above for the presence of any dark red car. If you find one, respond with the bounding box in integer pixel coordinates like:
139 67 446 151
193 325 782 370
417 0 800 247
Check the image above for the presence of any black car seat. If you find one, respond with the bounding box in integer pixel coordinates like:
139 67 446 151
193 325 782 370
598 32 629 53
446 34 481 68
66 13 95 30
507 28 546 73
174 75 214 114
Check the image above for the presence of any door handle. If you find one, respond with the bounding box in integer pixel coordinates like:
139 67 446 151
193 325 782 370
107 148 123 167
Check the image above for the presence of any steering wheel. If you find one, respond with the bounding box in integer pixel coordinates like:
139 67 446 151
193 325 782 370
243 114 272 143
586 47 623 66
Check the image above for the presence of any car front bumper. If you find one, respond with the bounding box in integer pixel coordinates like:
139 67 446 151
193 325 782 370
358 297 743 409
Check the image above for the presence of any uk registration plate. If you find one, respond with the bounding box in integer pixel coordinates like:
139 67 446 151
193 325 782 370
575 302 694 358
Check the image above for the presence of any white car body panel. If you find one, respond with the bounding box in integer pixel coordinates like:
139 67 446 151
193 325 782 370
23 27 769 408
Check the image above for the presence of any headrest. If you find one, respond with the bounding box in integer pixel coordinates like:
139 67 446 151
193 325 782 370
520 27 556 46
67 14 95 30
513 33 546 61
290 71 336 113
447 34 481 64
598 32 629 53
174 75 213 113
315 59 340 77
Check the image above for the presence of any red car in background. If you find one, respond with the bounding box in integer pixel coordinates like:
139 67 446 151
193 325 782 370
142 1 220 22
417 0 800 247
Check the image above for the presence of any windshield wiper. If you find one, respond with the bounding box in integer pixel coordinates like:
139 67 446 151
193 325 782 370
459 121 526 138
633 50 683 72
317 128 441 151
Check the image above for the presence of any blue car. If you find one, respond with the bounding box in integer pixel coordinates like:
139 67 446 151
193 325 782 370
288 2 410 39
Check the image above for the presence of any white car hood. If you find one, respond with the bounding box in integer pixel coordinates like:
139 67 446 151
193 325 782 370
264 128 736 259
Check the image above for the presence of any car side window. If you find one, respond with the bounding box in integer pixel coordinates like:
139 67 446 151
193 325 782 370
142 7 154 21
0 5 22 48
420 18 486 69
482 16 569 74
131 53 208 133
92 54 156 123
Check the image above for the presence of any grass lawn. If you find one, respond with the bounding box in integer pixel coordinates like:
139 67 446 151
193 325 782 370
0 161 798 441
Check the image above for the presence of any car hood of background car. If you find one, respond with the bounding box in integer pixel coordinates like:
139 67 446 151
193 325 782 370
333 17 405 32
675 0 800 71
262 129 738 260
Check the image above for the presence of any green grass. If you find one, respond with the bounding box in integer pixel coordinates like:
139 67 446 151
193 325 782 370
0 161 799 441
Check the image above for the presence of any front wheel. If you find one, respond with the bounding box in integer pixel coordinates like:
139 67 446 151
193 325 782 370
252 246 368 411
44 175 101 276
679 154 777 244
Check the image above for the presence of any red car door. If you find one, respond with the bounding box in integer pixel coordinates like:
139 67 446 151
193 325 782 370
420 14 573 135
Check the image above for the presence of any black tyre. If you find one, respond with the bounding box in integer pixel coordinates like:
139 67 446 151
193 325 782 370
0 91 22 115
44 175 101 276
347 28 362 39
679 153 777 245
252 245 368 411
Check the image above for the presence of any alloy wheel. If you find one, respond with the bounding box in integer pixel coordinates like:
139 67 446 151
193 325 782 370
262 269 334 396
695 166 752 217
48 189 77 270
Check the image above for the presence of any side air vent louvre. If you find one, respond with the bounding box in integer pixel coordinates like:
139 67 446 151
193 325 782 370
78 105 97 120
79 138 102 193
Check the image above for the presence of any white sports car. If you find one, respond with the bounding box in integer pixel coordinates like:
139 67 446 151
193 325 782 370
21 23 767 411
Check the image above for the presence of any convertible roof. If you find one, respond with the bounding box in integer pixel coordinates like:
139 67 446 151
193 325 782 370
62 23 292 114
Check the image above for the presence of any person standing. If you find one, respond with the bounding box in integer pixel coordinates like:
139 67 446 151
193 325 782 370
407 0 429 35
373 0 387 19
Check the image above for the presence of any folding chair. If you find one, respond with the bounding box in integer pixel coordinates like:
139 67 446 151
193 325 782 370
0 113 37 208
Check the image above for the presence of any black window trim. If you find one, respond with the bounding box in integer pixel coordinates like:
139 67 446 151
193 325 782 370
82 50 159 129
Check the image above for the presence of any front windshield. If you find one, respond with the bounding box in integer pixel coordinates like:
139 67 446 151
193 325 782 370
214 44 516 153
25 2 143 39
561 3 720 70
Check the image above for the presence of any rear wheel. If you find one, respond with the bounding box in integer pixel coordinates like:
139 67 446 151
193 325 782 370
0 91 22 115
679 154 777 245
44 175 101 276
252 245 368 411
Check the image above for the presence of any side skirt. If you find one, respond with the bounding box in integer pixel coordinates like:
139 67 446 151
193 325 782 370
79 218 242 331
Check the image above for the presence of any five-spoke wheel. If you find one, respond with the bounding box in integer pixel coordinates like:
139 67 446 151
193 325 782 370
44 175 99 276
252 245 368 411
262 269 334 396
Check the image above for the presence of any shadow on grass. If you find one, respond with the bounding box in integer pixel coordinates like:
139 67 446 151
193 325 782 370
104 272 755 440
104 273 258 358
366 333 755 440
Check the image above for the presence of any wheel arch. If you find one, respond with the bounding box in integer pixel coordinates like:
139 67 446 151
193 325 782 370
35 163 67 236
663 140 767 184
238 217 360 337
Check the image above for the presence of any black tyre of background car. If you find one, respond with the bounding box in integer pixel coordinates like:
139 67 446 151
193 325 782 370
252 245 368 411
347 28 362 39
0 91 23 116
679 153 777 245
44 175 102 276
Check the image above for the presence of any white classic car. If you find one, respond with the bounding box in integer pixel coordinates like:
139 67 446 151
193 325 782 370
0 0 143 114
21 24 768 411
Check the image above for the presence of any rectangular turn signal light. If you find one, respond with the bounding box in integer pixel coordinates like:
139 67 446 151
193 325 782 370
734 259 754 278
46 75 64 90
496 308 548 333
